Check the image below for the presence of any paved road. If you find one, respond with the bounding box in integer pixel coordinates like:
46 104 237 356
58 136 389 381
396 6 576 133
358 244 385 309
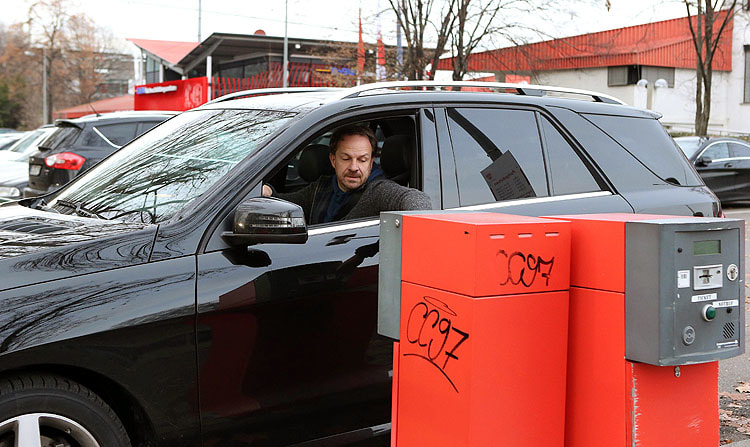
717 206 750 443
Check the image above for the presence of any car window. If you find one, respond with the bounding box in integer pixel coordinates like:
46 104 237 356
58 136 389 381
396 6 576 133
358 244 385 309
729 142 750 158
584 114 703 186
446 107 548 206
701 142 729 160
51 109 295 224
39 126 81 151
7 129 44 154
81 123 138 148
540 116 601 196
138 121 162 135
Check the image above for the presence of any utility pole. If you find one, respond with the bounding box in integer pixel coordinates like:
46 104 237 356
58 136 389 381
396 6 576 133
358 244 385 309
283 0 289 88
42 47 47 125
198 0 202 41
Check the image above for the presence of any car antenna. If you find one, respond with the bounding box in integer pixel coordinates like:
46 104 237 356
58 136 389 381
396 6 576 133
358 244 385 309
88 103 101 117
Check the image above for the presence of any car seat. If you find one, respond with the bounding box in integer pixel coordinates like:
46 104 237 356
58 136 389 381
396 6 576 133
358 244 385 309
298 143 334 182
380 134 414 186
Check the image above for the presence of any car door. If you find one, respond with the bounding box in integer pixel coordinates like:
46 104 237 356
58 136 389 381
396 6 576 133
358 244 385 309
694 142 733 200
195 109 440 446
435 106 633 216
726 141 750 202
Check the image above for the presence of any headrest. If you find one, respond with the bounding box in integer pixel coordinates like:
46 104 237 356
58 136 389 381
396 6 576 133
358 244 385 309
298 144 334 182
380 134 413 178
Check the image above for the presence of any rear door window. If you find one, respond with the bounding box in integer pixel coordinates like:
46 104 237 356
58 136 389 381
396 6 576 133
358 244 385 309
729 142 750 158
540 116 601 196
446 107 548 206
583 114 703 186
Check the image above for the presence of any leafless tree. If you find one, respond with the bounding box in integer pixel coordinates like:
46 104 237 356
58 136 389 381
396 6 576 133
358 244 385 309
387 0 456 80
684 0 737 136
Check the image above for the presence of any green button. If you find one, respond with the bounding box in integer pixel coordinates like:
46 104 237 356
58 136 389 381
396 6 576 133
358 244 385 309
703 305 716 321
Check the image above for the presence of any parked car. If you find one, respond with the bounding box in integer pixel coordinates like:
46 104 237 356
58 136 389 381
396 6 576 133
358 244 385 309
0 126 56 203
23 111 176 198
674 136 750 203
0 82 719 446
0 132 25 151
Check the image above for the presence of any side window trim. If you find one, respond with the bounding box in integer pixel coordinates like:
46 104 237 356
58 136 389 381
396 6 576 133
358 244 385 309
92 126 121 149
447 191 613 211
698 142 731 162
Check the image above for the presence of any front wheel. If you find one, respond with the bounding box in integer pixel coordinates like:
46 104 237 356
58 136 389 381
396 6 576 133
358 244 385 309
0 374 131 447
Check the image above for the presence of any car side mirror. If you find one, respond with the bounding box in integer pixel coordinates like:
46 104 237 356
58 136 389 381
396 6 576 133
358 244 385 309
222 197 308 246
695 156 712 167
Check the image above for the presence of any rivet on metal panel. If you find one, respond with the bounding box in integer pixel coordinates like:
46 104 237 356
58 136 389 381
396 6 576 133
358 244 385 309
674 366 681 378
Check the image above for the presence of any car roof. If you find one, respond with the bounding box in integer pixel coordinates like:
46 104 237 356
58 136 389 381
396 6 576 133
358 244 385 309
55 111 178 127
198 81 658 119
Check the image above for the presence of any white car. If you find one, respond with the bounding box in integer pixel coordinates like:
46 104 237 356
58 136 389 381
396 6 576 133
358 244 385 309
0 126 55 201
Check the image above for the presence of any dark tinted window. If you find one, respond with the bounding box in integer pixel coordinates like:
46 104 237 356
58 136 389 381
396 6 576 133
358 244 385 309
98 123 138 146
540 117 601 195
137 121 162 135
447 108 548 206
38 126 81 151
584 114 703 186
729 142 750 158
80 123 137 148
702 142 729 160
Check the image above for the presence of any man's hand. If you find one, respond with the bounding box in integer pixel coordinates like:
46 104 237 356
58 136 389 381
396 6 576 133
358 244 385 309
262 184 273 197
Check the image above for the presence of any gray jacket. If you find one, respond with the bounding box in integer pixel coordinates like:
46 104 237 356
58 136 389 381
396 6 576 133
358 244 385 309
277 175 432 224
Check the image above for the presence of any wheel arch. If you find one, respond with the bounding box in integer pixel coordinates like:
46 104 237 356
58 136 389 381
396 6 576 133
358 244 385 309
0 365 156 447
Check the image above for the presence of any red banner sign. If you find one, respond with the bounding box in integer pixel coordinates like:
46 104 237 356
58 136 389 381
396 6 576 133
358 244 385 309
134 77 208 112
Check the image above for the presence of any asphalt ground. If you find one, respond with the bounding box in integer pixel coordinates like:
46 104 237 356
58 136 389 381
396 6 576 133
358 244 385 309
716 205 750 444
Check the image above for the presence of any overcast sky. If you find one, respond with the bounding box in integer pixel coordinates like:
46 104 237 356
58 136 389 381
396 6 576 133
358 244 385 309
3 0 688 49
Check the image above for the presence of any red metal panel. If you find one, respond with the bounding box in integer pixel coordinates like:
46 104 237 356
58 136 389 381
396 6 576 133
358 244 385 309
401 213 570 297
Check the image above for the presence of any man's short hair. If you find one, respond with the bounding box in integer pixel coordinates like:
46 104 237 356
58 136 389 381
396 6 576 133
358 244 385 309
329 124 377 155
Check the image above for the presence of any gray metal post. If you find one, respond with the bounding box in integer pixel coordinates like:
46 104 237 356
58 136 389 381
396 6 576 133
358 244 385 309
283 0 288 88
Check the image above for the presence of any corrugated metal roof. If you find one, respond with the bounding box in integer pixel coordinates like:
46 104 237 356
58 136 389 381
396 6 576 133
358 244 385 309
438 12 732 72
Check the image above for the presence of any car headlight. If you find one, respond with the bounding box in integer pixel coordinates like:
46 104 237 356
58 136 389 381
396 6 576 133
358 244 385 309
0 186 21 198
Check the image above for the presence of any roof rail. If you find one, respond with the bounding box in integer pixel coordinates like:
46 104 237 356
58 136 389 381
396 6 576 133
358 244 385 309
335 81 625 105
205 87 341 105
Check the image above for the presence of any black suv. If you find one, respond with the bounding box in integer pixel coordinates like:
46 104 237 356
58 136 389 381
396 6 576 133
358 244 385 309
23 111 176 198
0 82 719 446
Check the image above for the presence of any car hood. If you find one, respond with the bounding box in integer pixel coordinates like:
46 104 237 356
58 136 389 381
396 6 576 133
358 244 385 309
0 202 157 291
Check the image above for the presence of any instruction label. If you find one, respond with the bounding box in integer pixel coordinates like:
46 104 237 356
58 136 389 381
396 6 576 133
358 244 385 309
691 293 717 303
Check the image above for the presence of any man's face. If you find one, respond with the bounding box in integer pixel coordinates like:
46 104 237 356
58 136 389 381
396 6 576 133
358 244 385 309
330 134 374 192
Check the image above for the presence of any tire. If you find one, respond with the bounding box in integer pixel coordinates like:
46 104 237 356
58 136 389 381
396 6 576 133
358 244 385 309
0 374 131 447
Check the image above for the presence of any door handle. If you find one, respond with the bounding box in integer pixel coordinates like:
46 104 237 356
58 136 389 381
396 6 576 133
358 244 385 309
724 163 734 168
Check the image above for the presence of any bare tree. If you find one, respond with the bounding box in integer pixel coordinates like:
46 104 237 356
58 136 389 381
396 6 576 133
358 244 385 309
387 0 456 80
27 0 70 124
684 0 737 136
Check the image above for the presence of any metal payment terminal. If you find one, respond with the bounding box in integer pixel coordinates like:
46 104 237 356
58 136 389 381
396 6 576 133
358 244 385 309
625 217 744 365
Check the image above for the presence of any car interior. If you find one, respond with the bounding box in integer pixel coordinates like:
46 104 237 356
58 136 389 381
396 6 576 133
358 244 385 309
265 116 421 204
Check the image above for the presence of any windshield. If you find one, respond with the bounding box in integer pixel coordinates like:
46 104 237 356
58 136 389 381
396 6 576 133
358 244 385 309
8 129 51 156
674 137 703 159
48 109 295 224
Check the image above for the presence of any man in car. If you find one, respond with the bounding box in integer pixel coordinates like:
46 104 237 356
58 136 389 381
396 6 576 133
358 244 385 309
262 124 431 224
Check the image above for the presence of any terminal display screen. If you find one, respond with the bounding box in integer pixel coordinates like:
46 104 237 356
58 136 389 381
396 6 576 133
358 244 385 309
694 240 721 255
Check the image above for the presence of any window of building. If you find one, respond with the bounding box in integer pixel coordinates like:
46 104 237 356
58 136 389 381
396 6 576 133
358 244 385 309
607 65 674 87
145 57 160 84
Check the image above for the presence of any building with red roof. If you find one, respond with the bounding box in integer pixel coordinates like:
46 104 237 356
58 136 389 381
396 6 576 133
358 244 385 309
436 9 750 135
